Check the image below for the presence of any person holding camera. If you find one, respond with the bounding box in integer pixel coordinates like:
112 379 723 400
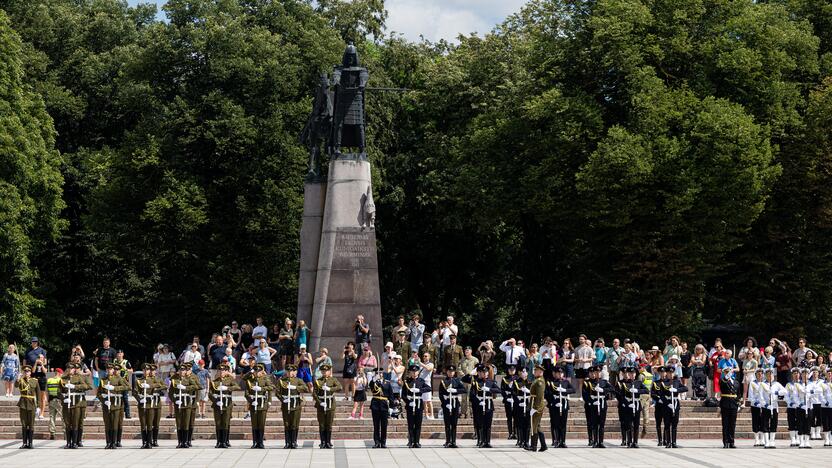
409 313 425 350
354 315 371 347
343 342 358 400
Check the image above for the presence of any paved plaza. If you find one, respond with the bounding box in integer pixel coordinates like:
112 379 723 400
0 439 823 467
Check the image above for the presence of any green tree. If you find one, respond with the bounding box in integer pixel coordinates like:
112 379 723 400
0 10 65 343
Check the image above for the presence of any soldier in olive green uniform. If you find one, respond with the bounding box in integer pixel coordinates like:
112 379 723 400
245 363 274 449
209 363 240 448
60 363 91 449
97 362 130 449
17 365 40 449
170 363 202 448
149 364 164 446
313 364 343 448
134 363 165 448
527 364 548 452
278 364 309 449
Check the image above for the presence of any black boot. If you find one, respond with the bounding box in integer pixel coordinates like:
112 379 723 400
175 429 182 448
525 432 538 451
283 429 290 449
225 428 231 448
188 427 194 447
538 431 548 452
68 430 77 449
293 429 299 449
116 428 122 448
251 430 258 448
216 429 223 448
143 430 151 449
76 428 84 447
104 430 112 449
28 429 35 449
20 430 27 449
319 430 325 449
64 429 71 449
151 427 159 447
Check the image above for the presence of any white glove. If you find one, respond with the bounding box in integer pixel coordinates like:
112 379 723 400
629 388 638 393
139 398 146 404
65 383 75 389
530 409 537 415
141 383 151 389
105 384 115 391
445 404 452 410
63 398 71 404
287 384 297 390
448 388 457 394
669 388 678 393
556 386 564 392
482 386 489 392
252 385 262 392
322 385 330 392
219 385 228 391
596 388 604 394
105 400 111 407
177 384 186 390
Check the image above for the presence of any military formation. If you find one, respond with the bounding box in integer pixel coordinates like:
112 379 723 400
15 359 832 449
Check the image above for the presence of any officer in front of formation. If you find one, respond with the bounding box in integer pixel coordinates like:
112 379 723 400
97 362 130 449
313 363 342 449
658 365 687 448
278 364 308 449
209 362 240 448
244 363 274 449
438 364 465 447
170 362 202 448
615 366 648 448
402 364 431 448
582 365 614 448
60 362 91 449
133 363 165 449
462 364 502 448
369 367 394 448
17 365 40 449
526 364 548 452
500 364 518 439
719 366 741 448
512 367 532 449
545 365 574 448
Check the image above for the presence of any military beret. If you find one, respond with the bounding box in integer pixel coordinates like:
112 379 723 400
319 364 332 371
408 364 420 372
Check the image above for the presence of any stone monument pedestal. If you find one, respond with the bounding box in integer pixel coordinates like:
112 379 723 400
297 155 381 370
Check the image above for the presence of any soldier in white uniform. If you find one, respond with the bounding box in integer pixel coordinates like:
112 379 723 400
809 367 826 440
797 367 815 448
785 368 801 447
748 368 764 447
759 368 785 449
822 368 832 446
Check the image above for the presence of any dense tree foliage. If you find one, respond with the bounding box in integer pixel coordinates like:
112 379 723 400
1 0 831 358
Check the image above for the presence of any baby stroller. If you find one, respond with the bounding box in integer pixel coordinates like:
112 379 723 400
691 365 708 400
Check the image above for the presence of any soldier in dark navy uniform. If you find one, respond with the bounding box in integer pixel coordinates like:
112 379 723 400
438 365 465 447
369 367 393 448
545 366 575 448
616 366 649 448
500 364 518 440
720 367 741 448
659 365 688 448
462 364 502 448
583 365 614 448
402 364 431 448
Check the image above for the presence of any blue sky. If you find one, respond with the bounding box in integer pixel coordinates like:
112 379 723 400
126 0 529 42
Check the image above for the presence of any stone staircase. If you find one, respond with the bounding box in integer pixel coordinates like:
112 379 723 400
0 396 791 441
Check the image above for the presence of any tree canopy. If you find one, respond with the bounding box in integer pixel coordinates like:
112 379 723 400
1 0 831 358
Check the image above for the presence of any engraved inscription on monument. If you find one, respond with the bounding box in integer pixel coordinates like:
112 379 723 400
332 227 378 270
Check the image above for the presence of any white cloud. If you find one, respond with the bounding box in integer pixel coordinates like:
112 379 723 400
128 0 530 43
385 0 529 42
